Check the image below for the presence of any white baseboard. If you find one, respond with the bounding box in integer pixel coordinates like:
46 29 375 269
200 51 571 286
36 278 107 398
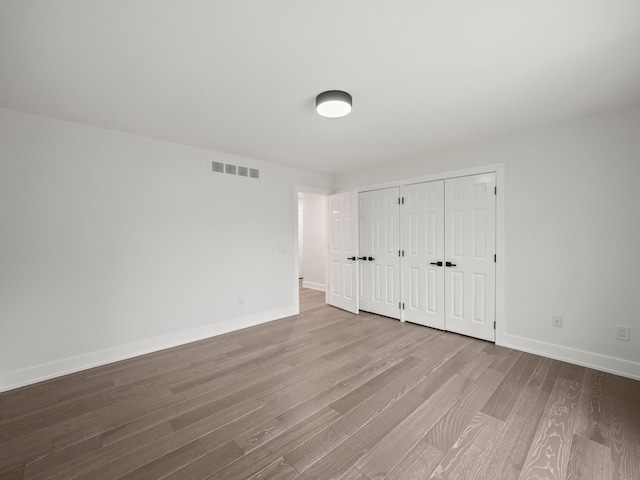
0 305 298 392
302 280 326 292
501 333 640 381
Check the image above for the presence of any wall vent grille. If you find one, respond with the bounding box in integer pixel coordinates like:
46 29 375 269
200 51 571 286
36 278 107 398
210 161 259 180
211 161 224 173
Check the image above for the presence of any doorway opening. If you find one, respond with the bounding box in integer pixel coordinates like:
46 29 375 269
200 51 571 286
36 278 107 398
296 191 328 306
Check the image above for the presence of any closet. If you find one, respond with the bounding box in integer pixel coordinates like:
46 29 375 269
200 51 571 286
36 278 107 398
328 172 497 342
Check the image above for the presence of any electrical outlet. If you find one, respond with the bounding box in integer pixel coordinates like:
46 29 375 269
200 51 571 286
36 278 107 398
616 325 630 341
238 297 245 307
552 315 563 328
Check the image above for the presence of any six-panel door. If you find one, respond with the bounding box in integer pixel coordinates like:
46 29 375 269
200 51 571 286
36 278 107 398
359 187 401 319
327 191 359 314
444 173 496 341
402 181 445 329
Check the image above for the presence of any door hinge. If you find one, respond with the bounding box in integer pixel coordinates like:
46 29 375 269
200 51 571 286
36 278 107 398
494 186 497 195
398 250 405 257
494 321 496 329
399 302 405 310
398 197 404 205
494 254 497 262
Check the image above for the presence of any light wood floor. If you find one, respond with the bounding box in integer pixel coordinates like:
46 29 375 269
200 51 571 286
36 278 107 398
1 287 639 480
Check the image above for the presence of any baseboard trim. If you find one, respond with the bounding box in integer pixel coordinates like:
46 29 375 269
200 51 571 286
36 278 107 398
0 305 298 392
501 333 640 381
301 280 326 292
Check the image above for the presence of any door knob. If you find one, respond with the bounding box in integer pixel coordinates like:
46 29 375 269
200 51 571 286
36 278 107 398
430 261 443 266
367 256 375 261
445 261 457 267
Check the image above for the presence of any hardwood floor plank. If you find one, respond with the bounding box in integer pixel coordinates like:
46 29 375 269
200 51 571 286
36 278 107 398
293 392 425 479
566 435 612 480
573 369 610 446
428 412 505 480
148 441 244 480
118 440 206 480
328 355 423 414
1 286 638 480
0 465 25 480
480 352 540 421
384 441 443 480
609 374 640 480
23 435 102 479
471 385 554 480
284 390 424 474
336 466 371 480
246 456 299 480
23 423 174 480
234 417 288 454
275 355 405 429
203 407 341 480
519 377 581 480
422 362 507 452
356 363 506 479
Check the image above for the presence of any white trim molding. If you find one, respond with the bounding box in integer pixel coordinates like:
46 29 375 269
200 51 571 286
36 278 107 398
301 281 326 292
503 333 640 381
0 305 298 392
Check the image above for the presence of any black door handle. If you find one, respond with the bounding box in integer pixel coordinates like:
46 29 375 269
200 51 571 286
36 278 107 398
347 256 357 261
430 261 443 267
358 257 367 261
367 256 375 261
445 261 457 267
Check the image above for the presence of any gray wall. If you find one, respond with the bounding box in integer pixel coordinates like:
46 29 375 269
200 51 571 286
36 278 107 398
0 108 332 390
335 105 640 379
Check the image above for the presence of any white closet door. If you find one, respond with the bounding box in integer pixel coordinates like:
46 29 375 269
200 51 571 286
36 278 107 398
402 181 445 329
327 191 359 314
444 173 496 341
359 187 401 319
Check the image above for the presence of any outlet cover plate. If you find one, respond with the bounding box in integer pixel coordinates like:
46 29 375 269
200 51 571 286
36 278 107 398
616 325 630 341
552 315 563 328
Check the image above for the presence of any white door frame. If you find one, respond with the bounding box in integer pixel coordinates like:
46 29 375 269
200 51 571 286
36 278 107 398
293 186 332 314
331 163 506 346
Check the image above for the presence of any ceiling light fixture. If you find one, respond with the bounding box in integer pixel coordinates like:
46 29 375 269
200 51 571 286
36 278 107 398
316 90 352 118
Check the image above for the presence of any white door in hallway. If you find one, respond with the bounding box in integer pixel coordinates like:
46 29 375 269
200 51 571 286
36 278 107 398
402 180 445 329
444 173 496 341
359 187 401 319
327 191 359 314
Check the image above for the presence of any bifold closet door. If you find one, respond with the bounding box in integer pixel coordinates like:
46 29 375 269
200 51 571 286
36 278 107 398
327 191 359 314
444 173 496 342
402 181 445 329
359 187 401 319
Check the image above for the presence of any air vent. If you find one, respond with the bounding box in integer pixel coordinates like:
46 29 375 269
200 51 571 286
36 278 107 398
211 161 224 174
209 160 259 180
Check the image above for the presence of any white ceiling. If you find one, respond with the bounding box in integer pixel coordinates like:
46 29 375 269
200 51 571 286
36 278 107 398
1 1 640 175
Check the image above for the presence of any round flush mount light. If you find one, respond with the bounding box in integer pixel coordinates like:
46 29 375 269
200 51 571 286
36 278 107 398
316 90 352 118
